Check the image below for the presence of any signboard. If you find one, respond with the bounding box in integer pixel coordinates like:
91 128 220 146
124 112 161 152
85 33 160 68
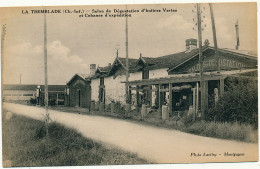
188 58 247 73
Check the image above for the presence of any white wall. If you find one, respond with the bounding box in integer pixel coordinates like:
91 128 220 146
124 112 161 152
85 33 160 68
129 71 142 81
105 75 126 104
91 78 99 101
92 69 168 104
3 90 35 101
104 71 142 104
149 68 168 79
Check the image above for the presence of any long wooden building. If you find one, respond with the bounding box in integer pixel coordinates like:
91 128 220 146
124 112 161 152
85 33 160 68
3 84 66 105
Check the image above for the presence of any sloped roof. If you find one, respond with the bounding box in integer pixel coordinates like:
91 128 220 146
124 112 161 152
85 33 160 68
140 46 257 72
97 65 112 73
3 84 66 91
221 48 257 58
91 45 257 80
67 73 90 85
77 74 90 79
107 57 140 76
141 46 208 71
140 57 158 65
117 57 139 71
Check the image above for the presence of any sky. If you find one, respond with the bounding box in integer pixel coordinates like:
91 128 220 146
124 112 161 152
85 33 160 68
1 2 257 85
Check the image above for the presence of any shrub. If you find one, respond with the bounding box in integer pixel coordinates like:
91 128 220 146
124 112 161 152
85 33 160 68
185 121 257 142
29 98 37 105
207 77 258 128
105 104 111 113
114 101 125 114
181 114 195 126
49 99 56 106
186 121 206 134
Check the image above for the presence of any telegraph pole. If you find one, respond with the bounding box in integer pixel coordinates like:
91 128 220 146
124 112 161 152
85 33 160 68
18 74 21 100
125 5 129 104
197 3 205 118
235 20 239 50
1 24 6 87
209 3 220 73
44 11 50 136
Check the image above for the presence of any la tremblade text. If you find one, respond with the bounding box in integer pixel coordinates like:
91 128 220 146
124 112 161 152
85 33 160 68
190 152 245 157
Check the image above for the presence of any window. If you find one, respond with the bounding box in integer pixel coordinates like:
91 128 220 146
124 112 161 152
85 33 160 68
142 69 149 79
100 77 104 85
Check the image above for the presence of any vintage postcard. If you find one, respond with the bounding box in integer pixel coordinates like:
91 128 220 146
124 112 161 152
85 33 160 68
0 2 258 167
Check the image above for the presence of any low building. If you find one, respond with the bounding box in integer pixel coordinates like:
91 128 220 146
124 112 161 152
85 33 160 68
123 39 257 117
66 73 91 107
3 84 66 105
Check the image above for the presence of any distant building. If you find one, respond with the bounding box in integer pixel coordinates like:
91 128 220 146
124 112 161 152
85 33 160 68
3 84 66 105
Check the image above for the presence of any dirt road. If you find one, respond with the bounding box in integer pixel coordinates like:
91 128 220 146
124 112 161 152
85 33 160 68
3 102 258 163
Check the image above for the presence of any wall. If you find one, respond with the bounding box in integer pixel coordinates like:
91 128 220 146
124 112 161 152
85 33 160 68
90 69 168 104
105 75 126 104
68 76 91 108
91 78 99 101
149 68 168 78
129 71 142 81
3 90 35 101
104 71 142 104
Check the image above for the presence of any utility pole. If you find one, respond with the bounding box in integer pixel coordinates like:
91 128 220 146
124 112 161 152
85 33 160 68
209 3 220 73
116 48 119 58
18 74 21 100
1 24 6 87
44 11 50 136
197 3 205 119
235 20 239 50
125 4 129 104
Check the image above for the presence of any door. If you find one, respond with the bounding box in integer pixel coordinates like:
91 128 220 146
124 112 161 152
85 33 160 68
78 90 81 107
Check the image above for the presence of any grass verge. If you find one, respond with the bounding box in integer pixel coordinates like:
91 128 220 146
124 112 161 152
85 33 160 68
21 104 259 143
2 110 148 167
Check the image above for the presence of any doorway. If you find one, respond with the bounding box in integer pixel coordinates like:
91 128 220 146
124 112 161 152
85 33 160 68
78 90 81 107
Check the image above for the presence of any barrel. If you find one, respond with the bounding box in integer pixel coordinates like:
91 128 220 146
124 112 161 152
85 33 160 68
95 101 99 111
162 105 169 120
99 102 104 113
125 103 131 117
188 106 194 115
111 102 115 114
90 101 95 111
141 104 147 119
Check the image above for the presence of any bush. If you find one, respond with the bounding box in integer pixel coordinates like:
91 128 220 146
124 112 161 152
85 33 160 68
207 77 258 128
29 98 37 105
186 121 257 142
114 101 125 114
49 99 56 106
105 104 111 112
181 114 195 126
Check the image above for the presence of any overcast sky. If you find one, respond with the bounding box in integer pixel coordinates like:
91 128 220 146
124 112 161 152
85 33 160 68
1 3 257 85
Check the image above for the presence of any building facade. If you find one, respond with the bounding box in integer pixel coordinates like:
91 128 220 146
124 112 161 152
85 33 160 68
3 84 66 105
66 74 91 108
67 39 257 117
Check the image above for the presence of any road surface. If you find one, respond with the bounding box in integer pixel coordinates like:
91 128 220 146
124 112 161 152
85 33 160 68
3 102 258 163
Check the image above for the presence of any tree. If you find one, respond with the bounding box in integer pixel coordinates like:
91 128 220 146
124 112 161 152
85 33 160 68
207 77 258 128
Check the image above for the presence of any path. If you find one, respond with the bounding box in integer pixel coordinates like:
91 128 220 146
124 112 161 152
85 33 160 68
3 102 258 163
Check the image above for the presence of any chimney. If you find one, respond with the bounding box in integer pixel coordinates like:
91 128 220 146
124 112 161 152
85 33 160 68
90 64 96 76
186 38 197 52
